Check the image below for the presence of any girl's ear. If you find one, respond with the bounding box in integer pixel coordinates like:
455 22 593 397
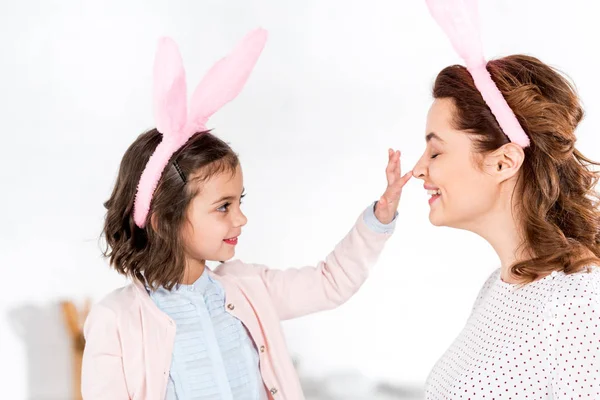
150 213 159 234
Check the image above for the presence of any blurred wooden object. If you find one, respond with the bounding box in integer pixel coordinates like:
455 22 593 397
61 299 91 400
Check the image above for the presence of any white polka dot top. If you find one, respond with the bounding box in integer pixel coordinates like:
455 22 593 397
425 266 600 399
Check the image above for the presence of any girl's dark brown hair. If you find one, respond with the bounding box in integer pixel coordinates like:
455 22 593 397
433 55 600 283
102 129 238 290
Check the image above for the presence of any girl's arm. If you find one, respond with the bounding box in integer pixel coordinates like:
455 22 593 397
256 149 411 320
81 304 130 400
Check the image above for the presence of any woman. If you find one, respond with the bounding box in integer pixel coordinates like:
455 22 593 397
415 54 600 398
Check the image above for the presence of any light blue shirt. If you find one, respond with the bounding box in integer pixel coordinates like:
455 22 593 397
150 202 396 400
150 273 267 400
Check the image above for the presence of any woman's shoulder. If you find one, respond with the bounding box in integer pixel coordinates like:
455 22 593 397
476 268 502 296
541 266 600 333
470 268 502 309
547 265 600 304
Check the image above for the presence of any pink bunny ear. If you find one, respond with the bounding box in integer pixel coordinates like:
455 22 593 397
187 28 268 132
425 0 485 67
133 38 189 227
153 37 188 142
133 29 268 228
425 0 530 147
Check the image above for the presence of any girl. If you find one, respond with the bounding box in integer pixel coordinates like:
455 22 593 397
81 29 412 400
420 0 600 398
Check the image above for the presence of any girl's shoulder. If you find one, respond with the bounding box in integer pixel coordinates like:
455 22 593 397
90 282 140 318
212 259 263 278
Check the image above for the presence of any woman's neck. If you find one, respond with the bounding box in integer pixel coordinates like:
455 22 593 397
471 205 531 284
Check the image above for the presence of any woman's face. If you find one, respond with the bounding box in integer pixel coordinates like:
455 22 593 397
413 98 504 230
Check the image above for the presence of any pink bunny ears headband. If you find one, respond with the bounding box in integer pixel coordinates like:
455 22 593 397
425 0 530 148
133 28 268 228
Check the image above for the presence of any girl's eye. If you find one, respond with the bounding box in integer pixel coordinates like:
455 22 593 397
218 194 246 212
217 202 231 212
431 154 440 159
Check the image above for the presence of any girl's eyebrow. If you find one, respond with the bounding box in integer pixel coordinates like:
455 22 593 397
211 188 245 205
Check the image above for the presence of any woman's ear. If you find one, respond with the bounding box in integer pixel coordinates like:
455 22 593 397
483 142 525 182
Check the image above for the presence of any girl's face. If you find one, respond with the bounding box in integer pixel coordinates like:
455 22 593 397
181 164 247 265
413 98 503 230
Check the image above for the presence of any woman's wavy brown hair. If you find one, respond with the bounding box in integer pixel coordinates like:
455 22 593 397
433 55 600 283
102 129 238 290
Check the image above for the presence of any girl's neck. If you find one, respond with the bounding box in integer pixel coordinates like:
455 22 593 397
181 259 206 284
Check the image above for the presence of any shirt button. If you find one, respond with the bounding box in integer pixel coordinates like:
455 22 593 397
227 303 235 310
270 388 277 395
260 345 266 353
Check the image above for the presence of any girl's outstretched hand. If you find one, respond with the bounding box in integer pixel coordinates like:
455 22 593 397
374 149 412 224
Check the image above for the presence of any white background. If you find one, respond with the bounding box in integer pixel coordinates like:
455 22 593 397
1 0 599 398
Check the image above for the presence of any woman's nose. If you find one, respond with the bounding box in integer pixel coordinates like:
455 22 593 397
412 155 428 179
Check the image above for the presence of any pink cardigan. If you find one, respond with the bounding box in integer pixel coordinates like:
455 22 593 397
81 213 393 400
